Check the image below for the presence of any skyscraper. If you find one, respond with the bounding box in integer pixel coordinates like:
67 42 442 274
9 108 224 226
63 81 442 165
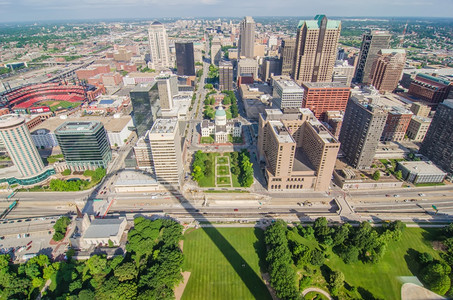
238 16 255 58
280 38 296 76
156 74 178 111
55 121 112 171
0 114 44 177
292 15 341 84
148 21 170 70
272 79 304 109
211 37 222 66
354 31 392 84
420 100 453 174
130 82 160 137
219 60 234 91
370 49 406 93
148 118 183 188
339 92 387 169
175 42 195 76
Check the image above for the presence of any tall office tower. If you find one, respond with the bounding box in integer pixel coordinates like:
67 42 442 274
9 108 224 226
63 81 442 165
0 114 44 177
408 74 452 105
260 57 281 82
339 93 388 169
332 60 355 87
272 79 304 109
219 60 234 91
280 38 296 76
211 37 222 66
420 100 453 174
148 21 171 70
156 74 178 111
148 118 183 187
175 42 195 76
381 106 413 142
130 82 160 137
301 82 350 121
134 135 153 169
238 16 255 58
55 121 112 171
257 108 339 191
370 49 406 93
354 30 391 84
292 15 341 84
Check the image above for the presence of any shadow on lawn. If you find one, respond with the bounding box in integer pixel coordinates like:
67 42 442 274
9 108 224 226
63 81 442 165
156 174 271 299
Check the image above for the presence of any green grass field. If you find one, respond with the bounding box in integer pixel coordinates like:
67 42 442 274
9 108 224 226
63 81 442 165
217 165 229 175
217 157 228 164
295 228 441 300
217 176 231 185
182 228 271 300
201 136 214 144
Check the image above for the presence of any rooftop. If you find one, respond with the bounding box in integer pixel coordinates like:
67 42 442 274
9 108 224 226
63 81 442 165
442 99 453 110
83 218 125 239
275 79 304 93
0 114 25 129
302 82 349 89
269 120 294 144
149 118 178 134
32 115 132 133
381 49 406 55
130 82 156 93
55 121 101 134
398 161 447 176
299 15 341 30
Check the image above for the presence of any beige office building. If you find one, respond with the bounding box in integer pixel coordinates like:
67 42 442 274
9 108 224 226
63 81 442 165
148 118 183 188
281 38 296 76
292 15 341 84
406 116 432 142
148 21 171 70
134 135 153 169
258 108 339 191
211 37 222 66
239 16 255 58
0 114 44 177
238 58 259 79
156 74 178 110
410 102 431 118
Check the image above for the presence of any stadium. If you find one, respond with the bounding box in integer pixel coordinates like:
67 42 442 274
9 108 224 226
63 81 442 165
1 83 88 114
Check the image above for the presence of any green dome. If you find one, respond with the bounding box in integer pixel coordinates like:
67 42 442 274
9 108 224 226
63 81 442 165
215 106 226 117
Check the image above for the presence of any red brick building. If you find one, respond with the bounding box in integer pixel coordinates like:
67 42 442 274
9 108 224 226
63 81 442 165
75 64 110 80
408 73 452 104
301 82 350 121
381 107 413 142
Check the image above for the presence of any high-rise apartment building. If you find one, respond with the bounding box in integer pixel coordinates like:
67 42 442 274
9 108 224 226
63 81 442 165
257 108 339 191
280 38 296 76
381 106 413 142
0 114 44 177
148 21 171 70
292 15 341 84
238 16 255 58
272 79 304 109
301 82 350 121
420 100 453 174
408 73 452 105
175 42 195 76
354 31 392 84
219 60 234 91
370 49 406 93
148 118 183 187
55 121 112 171
339 92 388 169
211 37 222 66
156 74 178 111
130 82 160 137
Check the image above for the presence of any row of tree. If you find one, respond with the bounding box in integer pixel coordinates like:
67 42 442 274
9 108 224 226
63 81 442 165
229 150 254 187
191 151 214 183
0 217 184 299
222 90 238 118
52 216 71 242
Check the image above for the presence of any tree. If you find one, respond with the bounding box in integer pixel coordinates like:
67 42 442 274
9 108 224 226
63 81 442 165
329 270 345 296
62 169 71 176
395 170 403 180
338 245 359 264
310 249 325 266
222 96 231 105
373 170 381 181
332 223 351 246
114 262 138 281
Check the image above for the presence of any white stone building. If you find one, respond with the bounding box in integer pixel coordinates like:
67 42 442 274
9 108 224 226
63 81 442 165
201 106 242 143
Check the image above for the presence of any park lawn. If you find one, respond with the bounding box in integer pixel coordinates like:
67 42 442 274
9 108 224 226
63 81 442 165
217 166 229 175
324 227 441 300
304 291 329 300
226 106 232 119
231 173 242 188
201 136 214 144
217 157 228 164
197 153 219 187
182 228 272 300
217 176 231 185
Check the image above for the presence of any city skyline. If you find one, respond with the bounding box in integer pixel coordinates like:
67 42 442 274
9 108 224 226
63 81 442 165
1 0 453 23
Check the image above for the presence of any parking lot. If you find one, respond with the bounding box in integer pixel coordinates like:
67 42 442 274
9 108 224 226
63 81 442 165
0 218 58 262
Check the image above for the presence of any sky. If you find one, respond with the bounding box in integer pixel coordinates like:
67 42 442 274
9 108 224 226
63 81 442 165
1 0 453 23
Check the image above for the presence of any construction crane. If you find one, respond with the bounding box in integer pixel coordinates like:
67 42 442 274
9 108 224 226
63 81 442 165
398 21 409 48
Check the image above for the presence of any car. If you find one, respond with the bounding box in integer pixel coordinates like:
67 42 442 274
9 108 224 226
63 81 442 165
234 209 238 212
0 236 4 240
418 193 426 197
17 234 21 239
26 245 32 251
386 194 391 197
26 241 32 246
393 194 400 197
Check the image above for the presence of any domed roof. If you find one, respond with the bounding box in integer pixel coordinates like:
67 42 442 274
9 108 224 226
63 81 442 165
215 105 226 117
151 21 162 25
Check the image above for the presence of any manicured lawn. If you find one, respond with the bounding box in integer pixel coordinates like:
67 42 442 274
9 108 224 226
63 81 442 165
217 176 231 185
40 100 81 111
415 182 445 187
217 157 228 164
231 173 242 188
201 136 214 144
303 291 329 300
197 153 218 187
182 228 271 300
308 228 440 300
217 165 230 175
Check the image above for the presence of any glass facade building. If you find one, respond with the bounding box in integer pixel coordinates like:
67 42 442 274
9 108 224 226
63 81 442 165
129 82 161 137
55 121 112 170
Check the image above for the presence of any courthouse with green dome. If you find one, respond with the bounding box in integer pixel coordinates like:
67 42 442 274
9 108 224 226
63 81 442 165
201 105 242 143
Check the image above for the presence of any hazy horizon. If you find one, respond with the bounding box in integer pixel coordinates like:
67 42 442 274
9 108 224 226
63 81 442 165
1 0 453 23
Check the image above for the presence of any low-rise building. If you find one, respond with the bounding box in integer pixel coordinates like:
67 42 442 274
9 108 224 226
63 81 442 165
406 116 431 142
397 161 446 184
201 106 242 143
